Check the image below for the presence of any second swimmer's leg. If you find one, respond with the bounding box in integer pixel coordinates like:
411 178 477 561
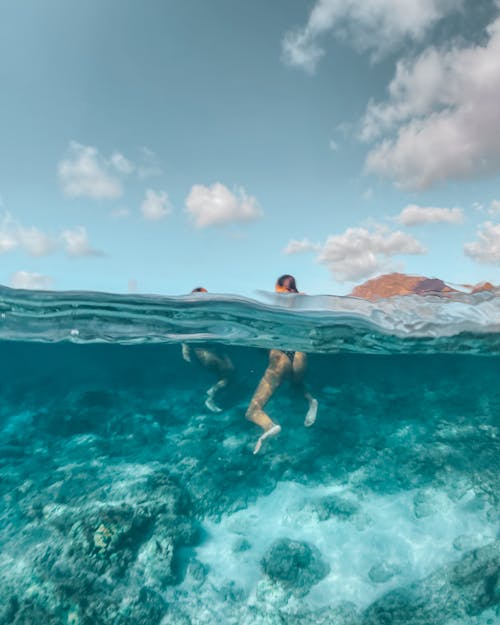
194 349 235 412
205 379 227 413
292 352 318 427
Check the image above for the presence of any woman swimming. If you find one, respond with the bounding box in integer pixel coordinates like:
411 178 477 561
182 288 234 412
246 275 318 454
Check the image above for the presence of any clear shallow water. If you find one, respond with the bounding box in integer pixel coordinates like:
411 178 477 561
0 288 499 625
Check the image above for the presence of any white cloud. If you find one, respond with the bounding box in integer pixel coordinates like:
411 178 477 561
489 200 500 215
363 17 500 189
110 152 135 175
58 142 123 199
61 226 103 257
0 213 18 253
329 139 339 151
282 0 461 72
140 189 172 221
316 224 426 281
283 238 321 255
185 183 262 228
128 279 138 293
17 226 57 256
138 147 163 179
464 221 500 264
10 271 53 290
0 229 18 253
394 204 463 226
110 207 131 219
0 214 56 256
0 211 102 259
362 188 374 200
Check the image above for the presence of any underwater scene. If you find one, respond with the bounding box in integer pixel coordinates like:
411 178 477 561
1 286 500 625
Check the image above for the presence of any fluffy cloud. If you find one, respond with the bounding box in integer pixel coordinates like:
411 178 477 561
0 212 101 259
110 152 135 175
0 214 56 256
394 204 463 226
316 224 426 281
0 214 19 253
0 231 18 253
10 271 53 290
16 226 57 256
363 17 500 189
58 142 127 199
140 189 172 221
185 183 262 228
137 147 163 179
110 207 131 219
282 0 461 72
489 200 500 215
464 221 500 264
61 226 103 257
283 238 321 254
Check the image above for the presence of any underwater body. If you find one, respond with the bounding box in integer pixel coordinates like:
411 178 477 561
0 286 499 625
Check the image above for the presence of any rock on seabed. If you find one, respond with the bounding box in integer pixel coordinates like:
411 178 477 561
261 538 330 596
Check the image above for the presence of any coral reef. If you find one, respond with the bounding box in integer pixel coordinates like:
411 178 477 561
261 538 330 595
0 342 499 624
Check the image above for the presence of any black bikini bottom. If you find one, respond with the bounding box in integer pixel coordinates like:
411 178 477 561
282 350 296 363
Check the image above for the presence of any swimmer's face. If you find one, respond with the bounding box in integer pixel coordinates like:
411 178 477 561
275 278 297 293
275 284 292 293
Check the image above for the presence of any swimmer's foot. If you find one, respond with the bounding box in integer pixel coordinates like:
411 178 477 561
253 424 281 455
205 380 227 413
205 395 222 413
304 397 318 427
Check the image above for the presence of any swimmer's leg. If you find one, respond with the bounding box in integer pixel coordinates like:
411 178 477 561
303 394 318 427
181 343 192 363
193 349 235 412
252 423 282 455
246 350 290 453
205 378 227 413
292 352 318 427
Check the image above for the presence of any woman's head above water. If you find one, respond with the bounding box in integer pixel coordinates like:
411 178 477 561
275 274 298 293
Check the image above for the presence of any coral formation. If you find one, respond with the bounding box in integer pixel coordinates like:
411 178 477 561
0 342 499 624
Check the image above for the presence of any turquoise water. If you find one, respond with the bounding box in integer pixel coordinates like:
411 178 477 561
0 287 499 625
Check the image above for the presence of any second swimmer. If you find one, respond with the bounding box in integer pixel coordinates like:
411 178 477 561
182 287 235 412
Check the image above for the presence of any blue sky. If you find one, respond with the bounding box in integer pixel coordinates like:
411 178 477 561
1 0 500 296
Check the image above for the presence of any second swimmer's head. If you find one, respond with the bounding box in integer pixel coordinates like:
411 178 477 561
275 274 298 293
191 287 208 293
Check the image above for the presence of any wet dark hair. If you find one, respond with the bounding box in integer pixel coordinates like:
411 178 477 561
276 274 298 293
191 287 207 293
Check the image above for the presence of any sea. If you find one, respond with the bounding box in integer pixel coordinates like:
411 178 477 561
0 286 499 625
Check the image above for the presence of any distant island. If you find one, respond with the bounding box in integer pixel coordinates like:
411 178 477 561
350 272 495 301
